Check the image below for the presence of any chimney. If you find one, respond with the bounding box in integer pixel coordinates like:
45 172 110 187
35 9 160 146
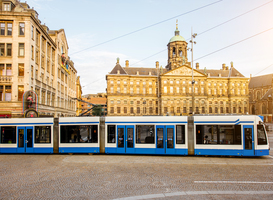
231 61 234 68
196 63 199 69
156 61 159 69
226 66 228 70
222 63 226 70
125 60 129 68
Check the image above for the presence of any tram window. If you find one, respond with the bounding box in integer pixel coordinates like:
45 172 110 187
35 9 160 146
196 125 241 145
35 126 51 143
107 125 116 143
60 125 98 143
176 125 185 144
136 125 154 144
0 126 16 144
257 125 267 145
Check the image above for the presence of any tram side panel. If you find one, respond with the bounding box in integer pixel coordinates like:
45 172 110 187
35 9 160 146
104 116 188 155
194 115 269 156
0 118 54 154
58 117 100 153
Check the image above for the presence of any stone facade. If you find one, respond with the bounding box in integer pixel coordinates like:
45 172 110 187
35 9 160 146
106 25 249 116
76 76 82 116
249 74 273 122
0 0 77 117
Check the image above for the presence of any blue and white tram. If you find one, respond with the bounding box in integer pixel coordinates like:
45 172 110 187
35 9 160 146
0 118 54 153
194 115 269 156
105 116 188 155
59 117 100 153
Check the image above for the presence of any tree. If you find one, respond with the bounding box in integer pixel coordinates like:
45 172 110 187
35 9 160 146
92 105 103 116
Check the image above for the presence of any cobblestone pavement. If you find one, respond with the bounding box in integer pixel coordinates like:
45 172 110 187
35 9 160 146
0 131 272 200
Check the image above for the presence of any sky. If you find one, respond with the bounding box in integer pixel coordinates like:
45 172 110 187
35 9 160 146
26 0 273 95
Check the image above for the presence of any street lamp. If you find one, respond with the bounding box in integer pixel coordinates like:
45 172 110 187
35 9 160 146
189 28 197 115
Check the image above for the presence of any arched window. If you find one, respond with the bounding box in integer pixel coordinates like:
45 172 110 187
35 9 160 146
249 92 253 101
262 104 266 114
172 47 176 56
252 105 255 114
179 50 183 57
257 91 261 100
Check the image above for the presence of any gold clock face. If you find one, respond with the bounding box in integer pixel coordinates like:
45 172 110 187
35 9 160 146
25 110 38 118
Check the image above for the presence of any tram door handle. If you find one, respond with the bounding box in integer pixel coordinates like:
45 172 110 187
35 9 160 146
25 140 28 143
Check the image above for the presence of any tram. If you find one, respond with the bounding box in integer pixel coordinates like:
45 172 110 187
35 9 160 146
0 115 269 156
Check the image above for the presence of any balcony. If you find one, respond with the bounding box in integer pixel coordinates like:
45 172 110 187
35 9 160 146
0 76 12 83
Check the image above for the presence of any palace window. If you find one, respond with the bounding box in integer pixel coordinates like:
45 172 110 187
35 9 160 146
170 87 173 93
149 88 152 94
3 3 11 11
176 87 179 93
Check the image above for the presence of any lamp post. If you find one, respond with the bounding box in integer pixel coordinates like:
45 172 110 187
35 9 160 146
189 28 197 115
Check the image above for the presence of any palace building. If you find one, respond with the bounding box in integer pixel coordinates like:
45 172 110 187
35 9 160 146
106 24 249 116
0 0 77 117
249 74 273 122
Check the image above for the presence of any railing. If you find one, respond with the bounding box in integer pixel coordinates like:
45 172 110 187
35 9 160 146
0 76 12 83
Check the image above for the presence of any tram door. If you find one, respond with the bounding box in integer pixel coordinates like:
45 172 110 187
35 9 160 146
117 125 134 154
243 125 254 156
17 127 34 153
156 125 175 154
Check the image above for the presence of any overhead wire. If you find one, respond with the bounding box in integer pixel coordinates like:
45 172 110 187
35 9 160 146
70 0 223 56
254 64 273 76
131 0 273 66
194 27 273 61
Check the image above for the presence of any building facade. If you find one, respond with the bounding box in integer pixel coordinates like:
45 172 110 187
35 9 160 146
249 74 273 122
0 0 77 117
81 93 107 116
76 76 82 116
106 25 249 116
